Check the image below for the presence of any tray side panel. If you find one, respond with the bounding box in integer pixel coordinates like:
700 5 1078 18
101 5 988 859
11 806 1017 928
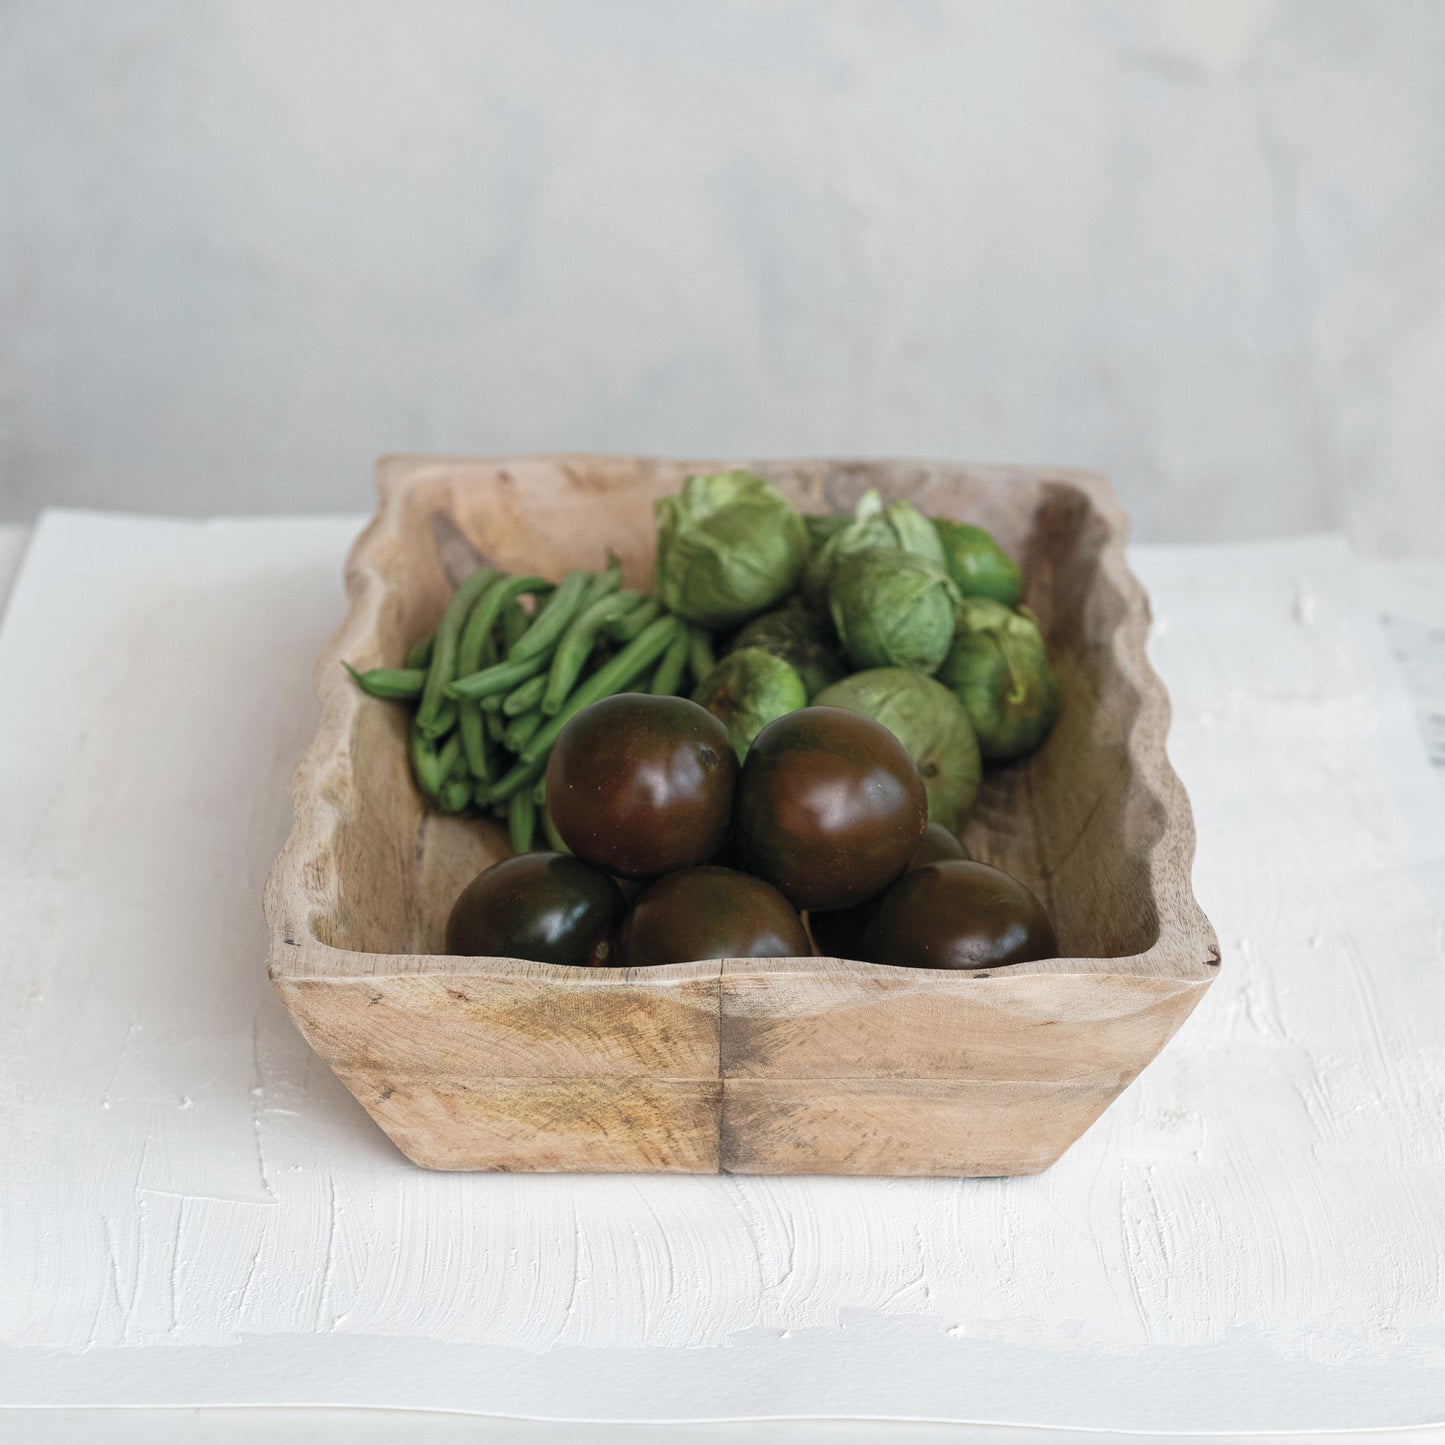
719 1077 1124 1176
343 1072 724 1173
720 966 1209 1082
274 969 722 1080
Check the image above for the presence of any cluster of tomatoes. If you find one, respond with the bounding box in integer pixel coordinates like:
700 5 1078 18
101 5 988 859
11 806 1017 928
445 694 1055 971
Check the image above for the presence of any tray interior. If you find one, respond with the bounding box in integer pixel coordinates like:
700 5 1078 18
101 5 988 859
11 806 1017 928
310 457 1173 971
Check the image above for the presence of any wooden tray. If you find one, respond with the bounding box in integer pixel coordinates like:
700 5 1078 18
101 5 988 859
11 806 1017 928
264 455 1219 1175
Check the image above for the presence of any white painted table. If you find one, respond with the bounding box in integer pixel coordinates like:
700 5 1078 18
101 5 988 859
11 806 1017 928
1 515 1443 1442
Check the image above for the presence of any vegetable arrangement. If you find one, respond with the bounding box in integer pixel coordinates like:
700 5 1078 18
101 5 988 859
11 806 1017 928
345 553 711 853
665 469 1058 825
347 466 1063 964
446 694 1057 971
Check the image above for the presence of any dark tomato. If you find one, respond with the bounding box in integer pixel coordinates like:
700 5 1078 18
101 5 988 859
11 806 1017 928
732 706 927 911
807 901 871 960
859 859 1056 970
610 874 645 906
623 866 812 967
809 824 969 958
545 694 737 879
909 822 970 868
445 852 627 968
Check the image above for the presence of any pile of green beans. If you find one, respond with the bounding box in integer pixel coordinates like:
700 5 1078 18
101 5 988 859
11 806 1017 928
343 558 716 852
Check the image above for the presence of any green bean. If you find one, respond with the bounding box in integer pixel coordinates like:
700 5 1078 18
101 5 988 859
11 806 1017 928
541 805 571 855
458 709 492 782
503 710 543 753
343 662 426 700
457 577 509 678
531 778 548 807
408 723 444 799
648 625 690 696
519 616 681 767
605 595 661 642
687 626 716 686
500 598 529 651
452 574 551 687
508 792 537 854
485 752 547 805
404 632 435 669
541 591 640 714
485 709 507 742
431 701 457 735
437 732 465 782
457 655 491 770
446 651 549 702
506 569 591 663
462 575 555 668
455 577 515 780
502 673 548 717
415 564 499 738
438 777 473 814
578 553 624 607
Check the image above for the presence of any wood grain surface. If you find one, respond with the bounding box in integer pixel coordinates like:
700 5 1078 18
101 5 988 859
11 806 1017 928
265 455 1218 1174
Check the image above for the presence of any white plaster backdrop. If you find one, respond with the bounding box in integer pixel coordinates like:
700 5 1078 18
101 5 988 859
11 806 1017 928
1 0 1443 554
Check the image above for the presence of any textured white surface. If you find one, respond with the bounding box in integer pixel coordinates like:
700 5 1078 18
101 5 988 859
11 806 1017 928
4 1 1445 557
7 1414 1445 1445
1371 561 1445 773
1 514 1443 1429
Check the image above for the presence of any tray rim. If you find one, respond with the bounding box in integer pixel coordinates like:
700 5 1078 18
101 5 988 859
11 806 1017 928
265 452 1220 992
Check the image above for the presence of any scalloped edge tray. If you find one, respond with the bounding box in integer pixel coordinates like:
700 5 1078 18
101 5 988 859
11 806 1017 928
264 455 1218 1175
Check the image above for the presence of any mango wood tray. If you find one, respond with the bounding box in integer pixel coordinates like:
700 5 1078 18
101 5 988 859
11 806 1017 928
264 455 1219 1175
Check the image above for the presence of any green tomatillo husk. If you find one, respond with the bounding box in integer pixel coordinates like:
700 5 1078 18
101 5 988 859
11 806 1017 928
803 513 849 556
654 470 808 630
802 489 946 601
938 598 1060 760
827 546 961 674
692 647 808 759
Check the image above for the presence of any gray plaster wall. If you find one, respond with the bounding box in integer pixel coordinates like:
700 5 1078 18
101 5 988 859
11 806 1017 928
2 1 1442 553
